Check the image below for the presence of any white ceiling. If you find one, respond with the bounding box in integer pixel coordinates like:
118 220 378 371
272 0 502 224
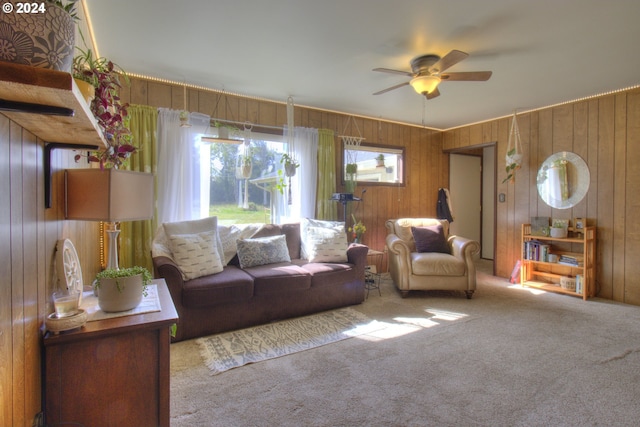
84 0 640 130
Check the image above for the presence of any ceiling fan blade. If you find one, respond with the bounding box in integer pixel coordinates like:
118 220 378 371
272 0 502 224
373 81 410 95
372 67 414 77
429 49 468 73
426 87 440 100
440 71 493 81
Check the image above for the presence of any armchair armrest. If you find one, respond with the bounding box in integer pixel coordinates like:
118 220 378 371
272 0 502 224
386 234 413 290
449 235 480 260
449 235 480 279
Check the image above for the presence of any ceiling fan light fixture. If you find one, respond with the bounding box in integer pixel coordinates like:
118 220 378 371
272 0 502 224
410 75 441 95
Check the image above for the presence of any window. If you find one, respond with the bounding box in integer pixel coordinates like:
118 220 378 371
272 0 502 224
203 129 288 225
342 141 405 185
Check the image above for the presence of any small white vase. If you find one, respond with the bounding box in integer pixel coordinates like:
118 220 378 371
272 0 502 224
97 274 144 312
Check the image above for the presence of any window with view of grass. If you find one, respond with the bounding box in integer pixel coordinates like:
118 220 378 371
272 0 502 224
203 130 287 225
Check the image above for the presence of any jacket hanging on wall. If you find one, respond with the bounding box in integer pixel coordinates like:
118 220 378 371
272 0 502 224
437 188 454 223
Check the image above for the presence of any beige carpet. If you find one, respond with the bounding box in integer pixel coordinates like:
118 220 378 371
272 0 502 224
197 307 379 374
170 261 640 426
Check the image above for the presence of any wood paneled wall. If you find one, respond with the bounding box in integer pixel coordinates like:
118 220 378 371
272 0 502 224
443 88 640 305
119 76 448 253
0 116 100 427
1 78 447 426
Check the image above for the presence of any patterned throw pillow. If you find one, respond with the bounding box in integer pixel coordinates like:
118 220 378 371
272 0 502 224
300 218 348 263
236 234 291 268
411 224 450 254
167 229 224 280
305 225 349 263
163 217 225 265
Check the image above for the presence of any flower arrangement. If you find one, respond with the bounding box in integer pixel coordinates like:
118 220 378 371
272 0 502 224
348 214 366 242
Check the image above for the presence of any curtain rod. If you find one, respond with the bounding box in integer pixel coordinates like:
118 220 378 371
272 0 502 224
210 118 284 132
210 118 343 136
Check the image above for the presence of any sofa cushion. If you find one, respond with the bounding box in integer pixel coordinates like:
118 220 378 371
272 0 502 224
411 224 450 254
300 218 348 262
182 266 254 308
245 262 311 295
411 252 466 276
236 234 291 268
167 229 224 280
300 262 356 287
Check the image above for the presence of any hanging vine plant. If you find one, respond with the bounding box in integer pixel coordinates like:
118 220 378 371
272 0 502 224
502 111 523 184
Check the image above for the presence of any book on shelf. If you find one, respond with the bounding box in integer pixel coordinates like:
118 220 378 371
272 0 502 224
523 240 551 262
575 274 583 294
558 254 583 266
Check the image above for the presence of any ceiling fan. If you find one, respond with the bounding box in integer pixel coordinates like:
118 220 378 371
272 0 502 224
372 50 492 99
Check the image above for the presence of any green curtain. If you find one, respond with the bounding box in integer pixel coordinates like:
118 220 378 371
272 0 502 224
120 104 158 271
316 128 338 220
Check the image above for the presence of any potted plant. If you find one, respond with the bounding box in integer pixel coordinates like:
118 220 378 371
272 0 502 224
348 214 366 243
550 219 568 238
281 153 300 177
72 38 135 169
502 148 522 184
241 154 252 179
345 163 358 193
94 266 152 312
0 0 78 71
376 153 385 167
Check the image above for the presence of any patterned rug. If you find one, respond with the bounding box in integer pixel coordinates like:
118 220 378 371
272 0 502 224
197 307 379 375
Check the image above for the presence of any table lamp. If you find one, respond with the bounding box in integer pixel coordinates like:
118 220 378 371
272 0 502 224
65 169 154 270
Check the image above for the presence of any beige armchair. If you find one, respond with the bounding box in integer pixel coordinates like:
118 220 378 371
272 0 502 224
385 218 480 298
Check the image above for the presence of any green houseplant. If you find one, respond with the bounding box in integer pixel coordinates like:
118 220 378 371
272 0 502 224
345 163 358 194
72 35 135 169
275 153 300 202
94 266 152 312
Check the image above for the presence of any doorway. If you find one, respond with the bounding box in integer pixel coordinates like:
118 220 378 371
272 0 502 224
448 145 495 261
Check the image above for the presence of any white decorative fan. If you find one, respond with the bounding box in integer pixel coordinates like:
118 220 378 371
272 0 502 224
56 239 84 304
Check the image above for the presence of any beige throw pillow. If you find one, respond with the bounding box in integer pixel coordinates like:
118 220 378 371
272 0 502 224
301 218 348 263
167 229 224 280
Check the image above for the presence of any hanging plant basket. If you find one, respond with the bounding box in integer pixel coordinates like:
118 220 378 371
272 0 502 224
503 111 523 184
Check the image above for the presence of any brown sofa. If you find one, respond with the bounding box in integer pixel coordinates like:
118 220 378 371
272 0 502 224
152 223 368 342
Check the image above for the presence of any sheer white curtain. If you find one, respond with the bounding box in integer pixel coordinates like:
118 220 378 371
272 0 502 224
156 108 211 224
281 126 318 221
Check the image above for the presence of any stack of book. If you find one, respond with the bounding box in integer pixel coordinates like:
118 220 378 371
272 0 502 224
558 254 583 267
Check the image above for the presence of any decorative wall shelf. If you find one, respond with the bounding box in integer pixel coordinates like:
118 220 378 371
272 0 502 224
0 62 106 147
0 63 108 207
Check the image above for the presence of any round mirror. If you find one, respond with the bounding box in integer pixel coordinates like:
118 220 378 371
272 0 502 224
537 152 590 209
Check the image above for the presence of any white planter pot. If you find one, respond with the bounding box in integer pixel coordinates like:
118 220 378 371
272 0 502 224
97 274 144 312
550 227 567 238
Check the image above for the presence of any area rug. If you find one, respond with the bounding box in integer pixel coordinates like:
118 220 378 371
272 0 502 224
196 307 378 374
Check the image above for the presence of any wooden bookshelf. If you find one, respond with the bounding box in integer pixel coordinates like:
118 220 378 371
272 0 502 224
520 223 596 300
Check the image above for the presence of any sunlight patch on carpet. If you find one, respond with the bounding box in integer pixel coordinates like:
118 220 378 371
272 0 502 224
197 307 382 375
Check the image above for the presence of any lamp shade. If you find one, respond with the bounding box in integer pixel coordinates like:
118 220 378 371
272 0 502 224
65 169 154 221
410 75 441 95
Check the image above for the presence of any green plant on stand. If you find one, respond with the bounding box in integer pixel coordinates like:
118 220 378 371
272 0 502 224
345 163 358 194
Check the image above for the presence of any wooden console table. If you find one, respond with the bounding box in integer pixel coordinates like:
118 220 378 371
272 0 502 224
43 279 178 427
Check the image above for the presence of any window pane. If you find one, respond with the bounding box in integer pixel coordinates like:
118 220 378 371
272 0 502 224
208 138 286 224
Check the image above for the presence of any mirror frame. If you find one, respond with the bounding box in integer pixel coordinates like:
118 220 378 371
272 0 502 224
537 151 590 209
341 141 405 187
